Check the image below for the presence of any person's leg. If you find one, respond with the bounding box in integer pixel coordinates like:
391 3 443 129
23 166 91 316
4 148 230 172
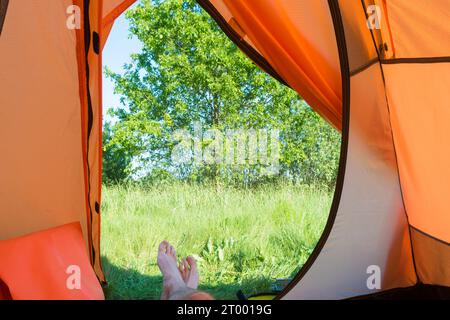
178 256 199 290
157 240 185 300
157 241 214 300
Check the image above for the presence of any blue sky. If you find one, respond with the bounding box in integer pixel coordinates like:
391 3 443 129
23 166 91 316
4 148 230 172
102 3 142 118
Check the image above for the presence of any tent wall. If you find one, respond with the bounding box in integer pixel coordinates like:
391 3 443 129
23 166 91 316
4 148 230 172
359 0 450 288
382 0 450 58
282 62 416 298
0 0 110 287
285 0 450 298
282 0 418 296
385 64 450 246
382 55 450 286
411 227 450 286
0 1 88 243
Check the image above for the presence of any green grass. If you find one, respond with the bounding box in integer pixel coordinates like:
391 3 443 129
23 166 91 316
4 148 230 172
100 183 332 300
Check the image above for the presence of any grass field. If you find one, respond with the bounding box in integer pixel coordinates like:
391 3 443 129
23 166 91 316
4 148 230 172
100 183 332 300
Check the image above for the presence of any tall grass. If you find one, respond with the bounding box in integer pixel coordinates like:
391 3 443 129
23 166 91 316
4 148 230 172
101 183 332 300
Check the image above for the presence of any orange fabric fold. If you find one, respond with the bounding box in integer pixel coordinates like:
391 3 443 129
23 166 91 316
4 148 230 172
0 223 104 300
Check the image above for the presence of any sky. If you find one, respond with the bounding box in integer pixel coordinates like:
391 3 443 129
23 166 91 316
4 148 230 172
102 3 142 119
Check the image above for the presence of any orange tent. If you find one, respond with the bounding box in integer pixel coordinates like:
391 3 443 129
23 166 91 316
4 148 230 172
0 0 449 300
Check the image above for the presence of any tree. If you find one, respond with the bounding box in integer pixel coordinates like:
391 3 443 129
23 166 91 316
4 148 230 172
104 0 340 187
102 122 133 185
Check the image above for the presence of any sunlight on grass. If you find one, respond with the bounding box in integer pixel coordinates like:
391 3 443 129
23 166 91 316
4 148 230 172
101 183 332 300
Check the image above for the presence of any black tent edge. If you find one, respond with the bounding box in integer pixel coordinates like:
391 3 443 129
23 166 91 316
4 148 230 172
196 0 289 88
0 0 9 36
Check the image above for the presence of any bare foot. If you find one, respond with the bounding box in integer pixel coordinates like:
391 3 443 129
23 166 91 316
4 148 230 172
178 256 199 290
157 241 186 300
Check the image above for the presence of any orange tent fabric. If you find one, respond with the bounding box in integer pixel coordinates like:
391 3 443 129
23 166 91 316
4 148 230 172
0 223 104 300
0 0 449 300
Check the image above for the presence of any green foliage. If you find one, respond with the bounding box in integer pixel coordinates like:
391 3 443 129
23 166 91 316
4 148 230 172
101 183 331 300
102 122 133 185
103 0 340 187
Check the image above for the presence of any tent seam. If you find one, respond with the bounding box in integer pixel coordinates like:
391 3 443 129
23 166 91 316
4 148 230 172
410 226 450 247
360 0 420 284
